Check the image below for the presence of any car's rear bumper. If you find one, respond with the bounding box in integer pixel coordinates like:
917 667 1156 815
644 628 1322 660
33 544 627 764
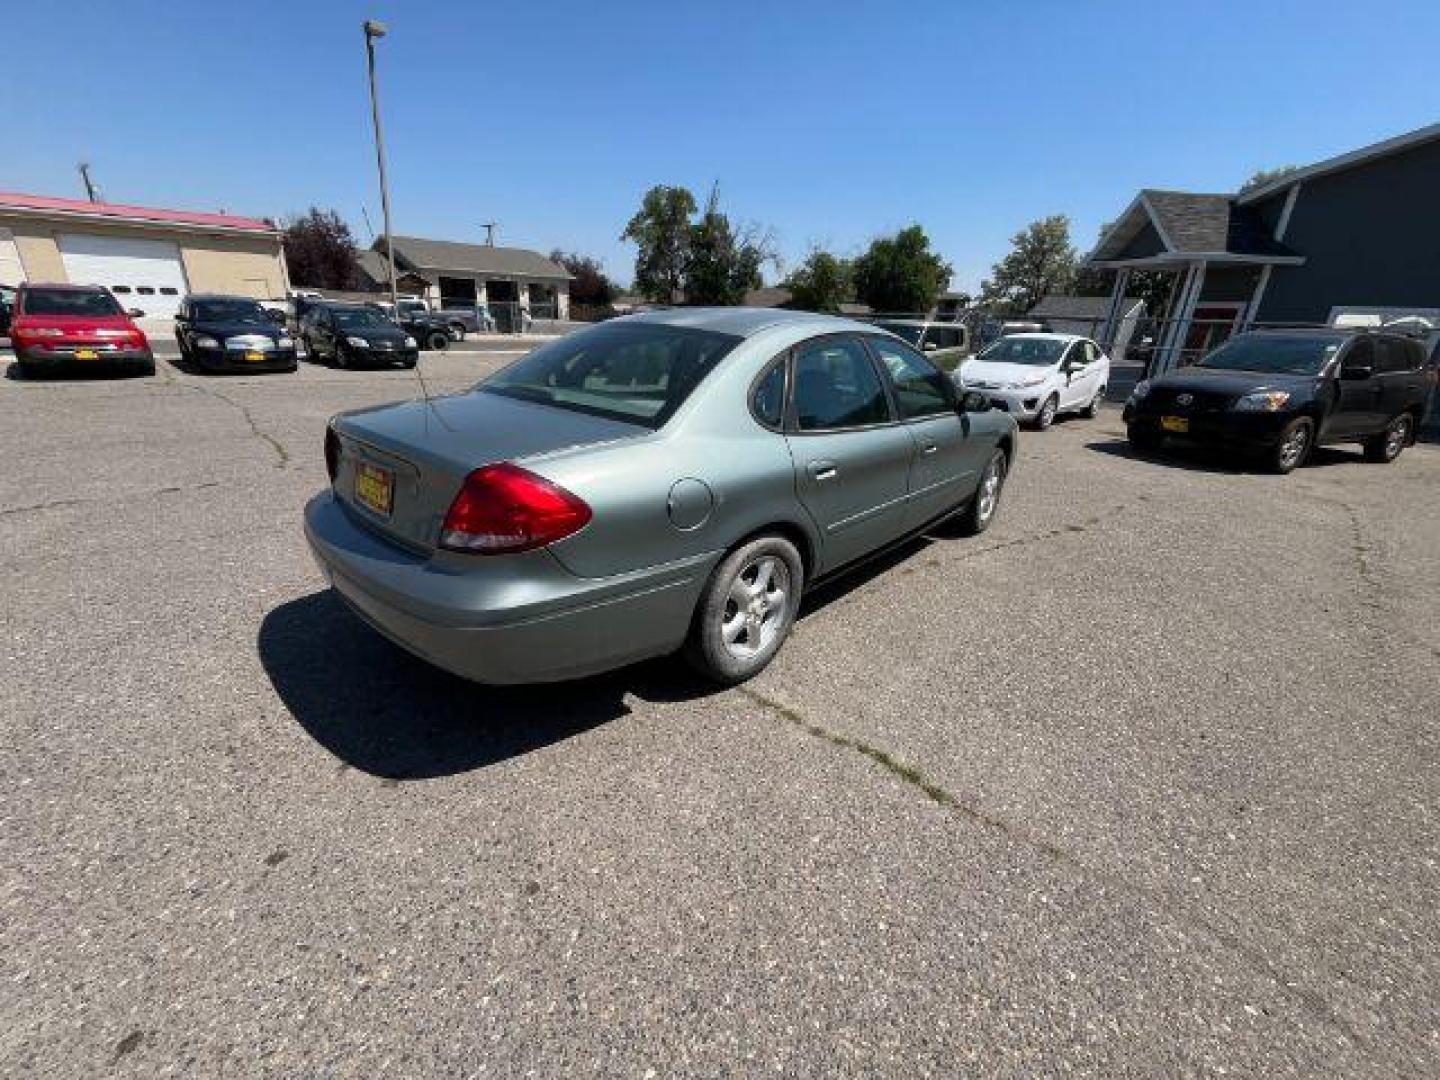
303 490 715 684
1124 402 1295 448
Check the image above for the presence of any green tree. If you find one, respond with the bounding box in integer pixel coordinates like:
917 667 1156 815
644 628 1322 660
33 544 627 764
784 249 853 312
980 214 1078 313
283 208 361 290
851 226 951 313
620 185 697 303
549 249 617 307
1239 165 1300 193
684 187 775 305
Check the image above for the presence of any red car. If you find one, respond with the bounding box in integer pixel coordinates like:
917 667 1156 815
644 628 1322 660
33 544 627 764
9 283 155 377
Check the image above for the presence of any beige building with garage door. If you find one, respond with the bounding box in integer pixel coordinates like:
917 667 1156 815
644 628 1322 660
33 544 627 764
0 191 288 319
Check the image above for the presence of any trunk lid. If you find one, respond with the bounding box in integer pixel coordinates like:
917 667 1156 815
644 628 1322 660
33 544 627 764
331 389 647 551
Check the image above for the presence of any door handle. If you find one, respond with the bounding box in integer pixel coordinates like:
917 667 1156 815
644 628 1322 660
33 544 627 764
921 443 939 455
809 460 838 481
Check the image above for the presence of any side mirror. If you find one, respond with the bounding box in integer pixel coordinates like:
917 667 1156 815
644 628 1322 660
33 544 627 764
128 308 146 318
922 340 937 352
959 390 991 413
1341 363 1373 381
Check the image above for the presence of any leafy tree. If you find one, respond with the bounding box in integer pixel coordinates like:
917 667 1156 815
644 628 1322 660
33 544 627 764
851 226 952 313
684 187 775 306
980 214 1078 313
283 208 362 290
1239 165 1300 193
620 185 697 303
784 250 853 312
550 249 617 307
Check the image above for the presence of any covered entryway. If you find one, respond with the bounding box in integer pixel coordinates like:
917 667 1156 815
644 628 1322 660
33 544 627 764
58 233 189 318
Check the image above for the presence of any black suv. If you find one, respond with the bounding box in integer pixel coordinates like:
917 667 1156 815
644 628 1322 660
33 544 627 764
175 294 297 373
300 303 418 369
1124 328 1433 473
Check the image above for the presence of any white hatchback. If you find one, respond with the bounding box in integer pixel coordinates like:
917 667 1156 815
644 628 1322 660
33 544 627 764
958 333 1111 429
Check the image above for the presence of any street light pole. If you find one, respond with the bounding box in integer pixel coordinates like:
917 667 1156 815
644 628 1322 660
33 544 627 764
363 20 399 315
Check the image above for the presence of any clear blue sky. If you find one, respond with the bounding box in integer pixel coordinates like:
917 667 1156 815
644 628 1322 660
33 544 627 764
5 0 1438 292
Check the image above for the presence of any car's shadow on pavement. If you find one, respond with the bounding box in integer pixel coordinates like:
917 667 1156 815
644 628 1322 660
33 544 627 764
3 360 150 381
258 590 717 780
1087 437 1363 473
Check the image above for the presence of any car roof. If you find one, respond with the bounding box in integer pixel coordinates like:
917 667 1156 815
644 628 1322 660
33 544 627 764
620 306 870 339
995 332 1085 343
188 293 264 302
18 282 107 292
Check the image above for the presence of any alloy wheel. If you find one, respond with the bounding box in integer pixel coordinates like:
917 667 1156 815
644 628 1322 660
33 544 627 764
1278 424 1309 471
720 555 790 660
1038 396 1057 429
1386 416 1411 459
977 454 1005 524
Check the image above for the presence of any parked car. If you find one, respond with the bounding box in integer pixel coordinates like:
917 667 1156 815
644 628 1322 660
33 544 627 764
366 300 455 350
1124 328 1431 473
959 333 1110 429
871 319 970 373
305 309 1016 686
174 294 297 373
300 303 418 369
439 304 496 336
0 284 16 336
8 283 154 377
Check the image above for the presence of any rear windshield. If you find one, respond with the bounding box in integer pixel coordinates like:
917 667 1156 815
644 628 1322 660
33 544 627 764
22 288 123 317
875 322 924 346
194 299 267 323
1197 335 1341 375
480 321 741 428
977 336 1065 366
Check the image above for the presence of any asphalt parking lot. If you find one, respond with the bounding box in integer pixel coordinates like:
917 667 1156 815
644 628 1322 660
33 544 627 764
3 345 1437 1077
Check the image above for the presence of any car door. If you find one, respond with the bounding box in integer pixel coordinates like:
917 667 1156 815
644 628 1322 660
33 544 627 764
174 300 190 347
1330 336 1385 437
1375 335 1422 423
1058 340 1091 409
867 335 984 529
785 335 914 573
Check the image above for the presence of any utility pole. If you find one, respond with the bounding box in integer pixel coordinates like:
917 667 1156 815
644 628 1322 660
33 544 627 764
481 221 498 246
78 163 101 203
363 20 398 313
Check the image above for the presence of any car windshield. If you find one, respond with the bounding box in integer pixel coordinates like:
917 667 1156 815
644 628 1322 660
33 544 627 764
22 288 123 317
194 299 267 324
1196 335 1342 374
480 322 741 428
976 336 1065 366
331 308 389 329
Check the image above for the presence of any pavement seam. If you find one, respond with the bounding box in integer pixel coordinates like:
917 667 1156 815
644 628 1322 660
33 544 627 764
736 683 1363 1045
183 383 290 468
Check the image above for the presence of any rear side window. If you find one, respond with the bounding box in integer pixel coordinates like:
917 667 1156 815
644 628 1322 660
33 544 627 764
869 337 953 419
752 360 787 430
1376 336 1420 373
793 337 891 431
20 288 123 316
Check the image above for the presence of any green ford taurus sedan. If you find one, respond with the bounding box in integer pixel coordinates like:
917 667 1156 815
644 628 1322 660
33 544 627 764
304 308 1018 685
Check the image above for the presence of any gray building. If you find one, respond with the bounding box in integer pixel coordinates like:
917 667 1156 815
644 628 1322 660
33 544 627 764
1085 121 1440 371
366 236 572 320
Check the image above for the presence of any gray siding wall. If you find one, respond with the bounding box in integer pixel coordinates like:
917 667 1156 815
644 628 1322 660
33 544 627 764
1258 137 1440 323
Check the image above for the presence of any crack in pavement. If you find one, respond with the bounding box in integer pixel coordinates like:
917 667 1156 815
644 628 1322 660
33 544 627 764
736 683 1363 1045
183 383 290 468
0 480 222 518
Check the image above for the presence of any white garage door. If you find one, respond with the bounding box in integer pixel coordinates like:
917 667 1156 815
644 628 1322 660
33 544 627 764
58 233 189 318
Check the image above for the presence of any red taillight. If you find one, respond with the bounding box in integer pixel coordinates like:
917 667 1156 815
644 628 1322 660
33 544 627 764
324 427 340 482
439 463 592 554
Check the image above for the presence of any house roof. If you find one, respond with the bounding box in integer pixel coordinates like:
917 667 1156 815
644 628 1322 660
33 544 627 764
1236 120 1440 204
742 286 794 308
0 191 276 234
1087 189 1300 267
1027 294 1144 319
380 236 571 280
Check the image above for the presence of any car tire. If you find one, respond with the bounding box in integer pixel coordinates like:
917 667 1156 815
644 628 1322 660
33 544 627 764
1127 424 1162 454
334 346 349 369
426 330 450 352
16 360 40 380
1085 386 1106 418
1268 417 1314 474
684 535 804 685
1363 413 1412 464
1033 393 1059 430
956 448 1008 536
448 323 466 341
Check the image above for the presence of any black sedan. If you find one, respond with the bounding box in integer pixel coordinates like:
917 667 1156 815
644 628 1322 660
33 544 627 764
1124 328 1431 473
175 295 298 373
301 303 419 369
